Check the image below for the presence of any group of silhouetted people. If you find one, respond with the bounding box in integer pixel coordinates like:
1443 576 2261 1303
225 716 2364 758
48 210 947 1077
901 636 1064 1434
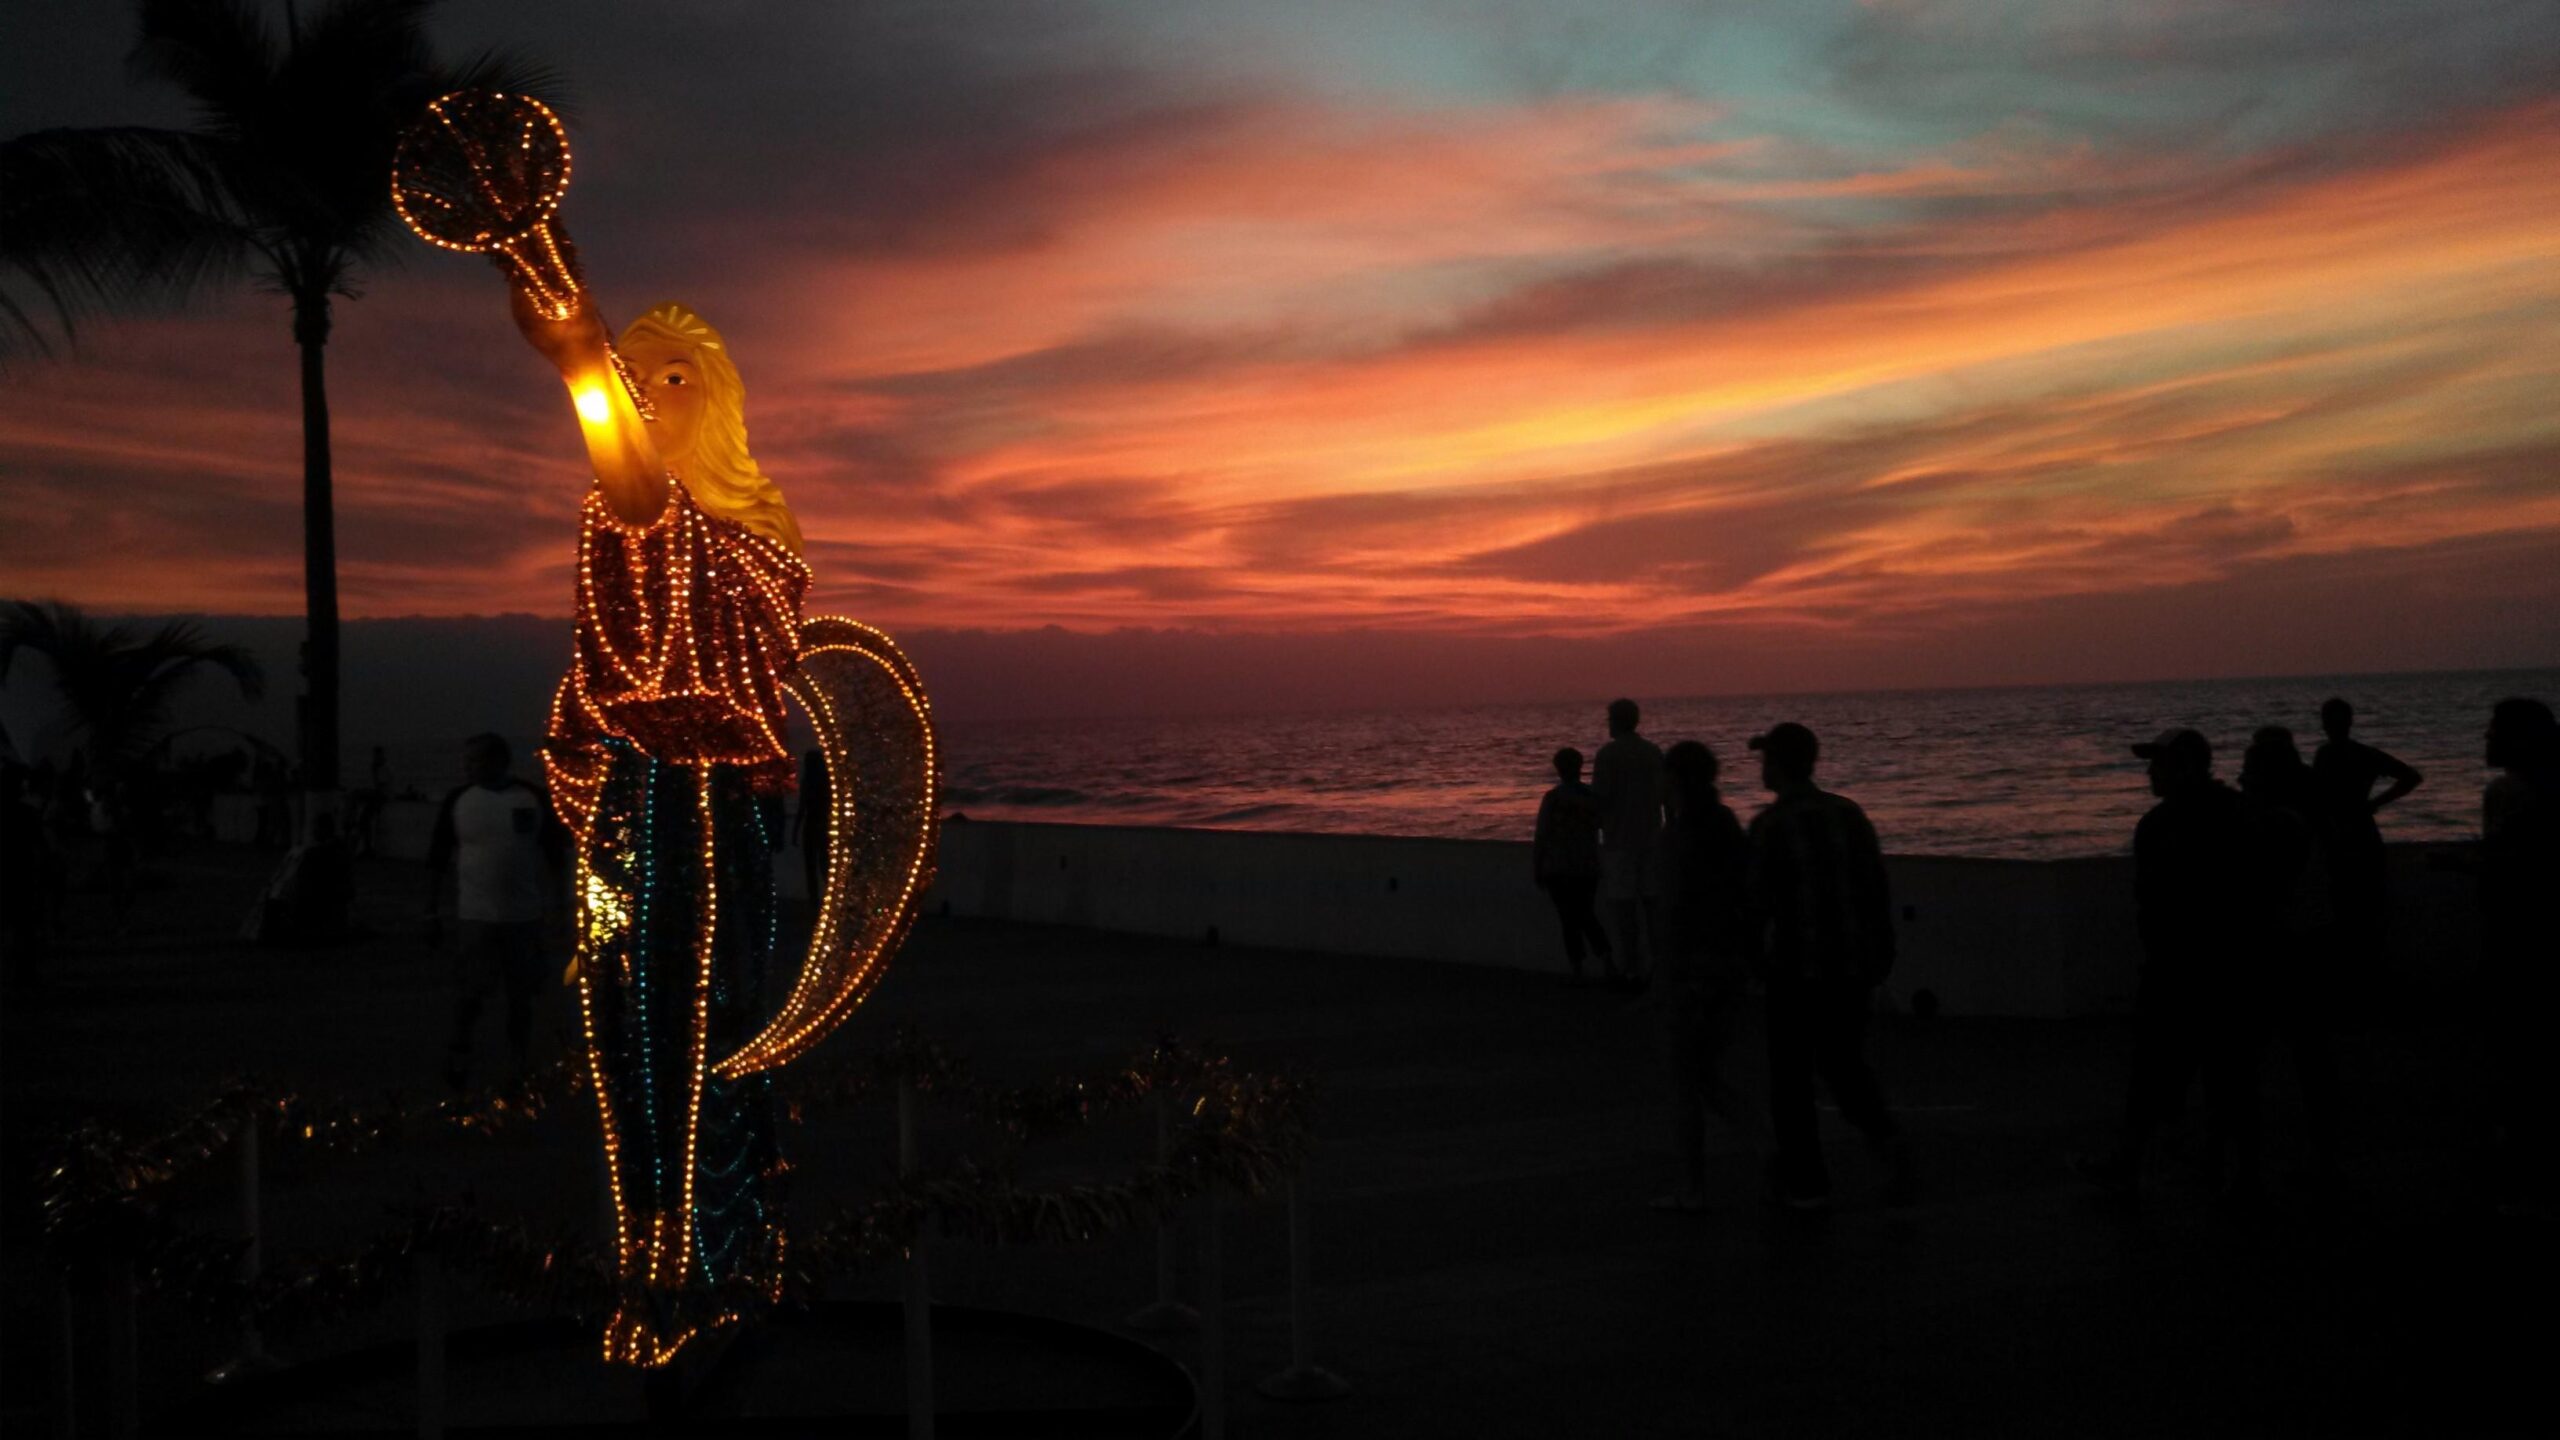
0 750 148 971
1535 699 1913 1211
2070 697 2444 1209
1534 691 2560 1221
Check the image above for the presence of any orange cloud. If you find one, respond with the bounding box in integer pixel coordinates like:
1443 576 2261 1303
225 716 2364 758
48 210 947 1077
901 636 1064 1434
3 87 2554 680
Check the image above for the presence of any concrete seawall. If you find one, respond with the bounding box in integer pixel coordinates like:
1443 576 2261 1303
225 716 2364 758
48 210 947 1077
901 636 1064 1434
233 798 2484 1018
929 819 2485 1017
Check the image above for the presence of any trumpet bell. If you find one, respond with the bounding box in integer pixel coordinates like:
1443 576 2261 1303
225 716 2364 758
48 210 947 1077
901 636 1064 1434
391 90 574 254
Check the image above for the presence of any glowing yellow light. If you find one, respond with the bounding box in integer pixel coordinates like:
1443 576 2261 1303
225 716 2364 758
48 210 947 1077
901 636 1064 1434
575 386 612 425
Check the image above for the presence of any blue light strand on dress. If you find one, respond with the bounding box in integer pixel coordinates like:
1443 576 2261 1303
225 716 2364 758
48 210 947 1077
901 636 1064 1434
636 754 662 1266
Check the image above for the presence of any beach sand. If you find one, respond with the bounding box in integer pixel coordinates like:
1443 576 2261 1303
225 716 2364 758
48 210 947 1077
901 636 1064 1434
3 840 2544 1436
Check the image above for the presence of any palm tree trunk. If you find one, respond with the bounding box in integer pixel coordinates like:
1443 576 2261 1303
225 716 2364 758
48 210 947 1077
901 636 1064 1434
293 289 340 834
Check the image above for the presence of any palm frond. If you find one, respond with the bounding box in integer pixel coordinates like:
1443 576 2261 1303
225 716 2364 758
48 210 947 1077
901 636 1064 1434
257 2 557 294
0 602 265 768
439 48 574 118
0 126 257 359
294 0 440 85
0 291 47 359
10 1 561 347
0 599 97 686
140 618 266 702
128 0 280 137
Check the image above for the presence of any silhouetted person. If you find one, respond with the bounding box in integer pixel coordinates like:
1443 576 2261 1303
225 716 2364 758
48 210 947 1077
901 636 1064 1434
58 747 89 839
1592 698 1664 990
0 763 64 993
1533 746 1613 985
795 747 831 905
30 758 64 838
252 753 289 849
87 775 137 934
289 811 354 943
2239 726 2340 1189
425 734 566 1089
2478 698 2560 1217
1651 740 1768 1209
1746 722 1910 1209
352 745 392 857
2076 728 2264 1205
2312 697 2420 983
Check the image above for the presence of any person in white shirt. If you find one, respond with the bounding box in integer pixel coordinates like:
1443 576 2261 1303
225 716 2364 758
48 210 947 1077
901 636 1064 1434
1591 697 1666 990
424 733 565 1088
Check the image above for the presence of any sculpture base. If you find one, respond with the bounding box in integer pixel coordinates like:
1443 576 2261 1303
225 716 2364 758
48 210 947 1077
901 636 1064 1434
176 1302 1196 1437
1257 1364 1352 1402
1121 1299 1200 1334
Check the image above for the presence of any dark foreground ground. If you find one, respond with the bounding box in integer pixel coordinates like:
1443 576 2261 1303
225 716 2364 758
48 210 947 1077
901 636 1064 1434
2 841 2547 1438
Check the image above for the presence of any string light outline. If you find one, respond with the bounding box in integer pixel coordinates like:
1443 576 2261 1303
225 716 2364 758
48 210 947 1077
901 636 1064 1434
389 90 655 417
396 90 938 1358
717 622 938 1078
539 490 932 1364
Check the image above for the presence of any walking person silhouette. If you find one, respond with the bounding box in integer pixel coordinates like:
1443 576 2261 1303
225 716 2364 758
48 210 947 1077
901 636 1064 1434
1650 741 1769 1210
1592 699 1665 992
1746 723 1912 1210
2076 728 2268 1208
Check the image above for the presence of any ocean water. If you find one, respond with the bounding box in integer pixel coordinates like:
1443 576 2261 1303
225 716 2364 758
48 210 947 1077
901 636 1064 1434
935 668 2560 860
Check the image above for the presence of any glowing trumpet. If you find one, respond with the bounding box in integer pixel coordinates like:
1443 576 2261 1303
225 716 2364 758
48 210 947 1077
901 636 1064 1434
391 91 652 415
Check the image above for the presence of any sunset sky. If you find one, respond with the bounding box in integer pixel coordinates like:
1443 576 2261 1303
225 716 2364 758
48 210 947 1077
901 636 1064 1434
3 0 2556 719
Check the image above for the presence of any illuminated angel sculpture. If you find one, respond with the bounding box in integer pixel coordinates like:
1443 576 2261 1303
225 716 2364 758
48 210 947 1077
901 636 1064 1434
393 93 938 1365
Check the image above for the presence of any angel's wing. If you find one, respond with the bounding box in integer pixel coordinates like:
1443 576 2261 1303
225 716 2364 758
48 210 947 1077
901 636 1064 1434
714 616 938 1078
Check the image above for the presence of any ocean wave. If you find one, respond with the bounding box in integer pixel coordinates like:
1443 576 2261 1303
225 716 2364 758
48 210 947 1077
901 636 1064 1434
942 783 1110 807
923 667 2551 857
1175 801 1306 827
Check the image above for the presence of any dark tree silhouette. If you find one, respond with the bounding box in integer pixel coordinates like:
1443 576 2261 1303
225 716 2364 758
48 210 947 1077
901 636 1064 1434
0 0 553 860
0 599 265 776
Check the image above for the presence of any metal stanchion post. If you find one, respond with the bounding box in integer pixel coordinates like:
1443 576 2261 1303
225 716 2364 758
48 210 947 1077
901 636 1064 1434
1198 1189 1225 1440
1257 1176 1351 1400
108 1260 137 1440
1125 1091 1198 1333
208 1115 278 1383
417 1255 447 1440
56 1277 78 1440
899 1075 935 1440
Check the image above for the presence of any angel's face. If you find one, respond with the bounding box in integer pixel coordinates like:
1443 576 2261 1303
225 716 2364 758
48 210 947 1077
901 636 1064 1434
623 335 707 473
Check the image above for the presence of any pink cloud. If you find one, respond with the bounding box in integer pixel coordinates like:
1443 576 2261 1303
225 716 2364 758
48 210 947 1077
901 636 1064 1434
2 87 2553 695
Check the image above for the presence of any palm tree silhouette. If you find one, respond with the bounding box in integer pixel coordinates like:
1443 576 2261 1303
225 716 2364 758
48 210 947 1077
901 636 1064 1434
0 599 266 777
0 1 552 894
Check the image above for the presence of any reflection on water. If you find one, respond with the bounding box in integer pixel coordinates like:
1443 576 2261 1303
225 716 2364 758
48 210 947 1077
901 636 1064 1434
937 668 2556 859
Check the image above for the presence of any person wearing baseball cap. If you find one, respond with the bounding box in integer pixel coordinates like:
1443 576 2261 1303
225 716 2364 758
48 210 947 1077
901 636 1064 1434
2131 727 2211 772
1744 720 1913 1210
2074 723 2261 1204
